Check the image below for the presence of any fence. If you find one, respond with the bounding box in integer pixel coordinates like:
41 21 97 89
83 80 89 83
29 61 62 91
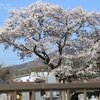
0 83 100 100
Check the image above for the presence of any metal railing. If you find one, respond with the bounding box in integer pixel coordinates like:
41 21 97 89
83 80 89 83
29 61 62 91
0 83 100 100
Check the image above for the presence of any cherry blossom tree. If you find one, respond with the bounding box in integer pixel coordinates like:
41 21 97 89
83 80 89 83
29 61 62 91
0 1 100 82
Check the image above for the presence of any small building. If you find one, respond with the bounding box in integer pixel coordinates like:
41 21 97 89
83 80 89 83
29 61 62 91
9 72 49 83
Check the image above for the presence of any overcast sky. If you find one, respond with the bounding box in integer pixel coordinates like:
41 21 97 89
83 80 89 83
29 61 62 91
0 0 100 66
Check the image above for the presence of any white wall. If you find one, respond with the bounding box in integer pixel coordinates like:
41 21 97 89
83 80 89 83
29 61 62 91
13 72 50 82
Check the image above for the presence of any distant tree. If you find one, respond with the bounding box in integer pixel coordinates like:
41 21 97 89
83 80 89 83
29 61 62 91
0 1 100 82
0 64 14 81
30 66 50 72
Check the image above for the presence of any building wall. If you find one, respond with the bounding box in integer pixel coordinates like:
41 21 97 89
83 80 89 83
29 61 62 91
12 72 49 82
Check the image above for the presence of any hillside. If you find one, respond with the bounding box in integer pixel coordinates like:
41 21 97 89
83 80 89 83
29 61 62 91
14 58 46 71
